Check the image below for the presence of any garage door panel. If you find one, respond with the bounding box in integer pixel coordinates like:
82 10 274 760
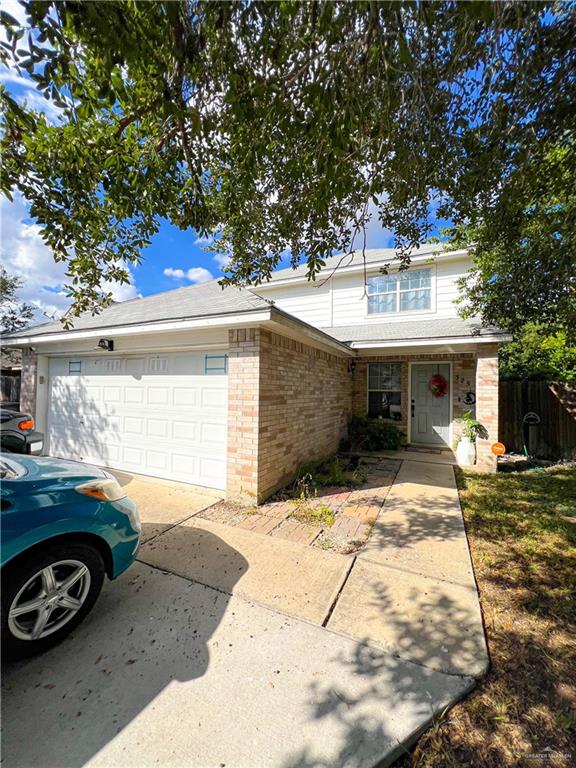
124 416 145 435
124 387 145 405
201 388 227 409
200 422 227 445
147 387 170 406
172 420 198 441
48 352 228 490
146 450 168 470
173 387 199 407
171 454 199 476
199 457 227 485
147 419 170 438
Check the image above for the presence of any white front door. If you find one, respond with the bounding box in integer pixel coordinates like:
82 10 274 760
410 363 451 446
47 352 228 490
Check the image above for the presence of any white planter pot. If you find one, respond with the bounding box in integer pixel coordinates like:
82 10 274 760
456 436 476 466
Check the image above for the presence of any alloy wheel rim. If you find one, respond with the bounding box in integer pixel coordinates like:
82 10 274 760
8 560 91 641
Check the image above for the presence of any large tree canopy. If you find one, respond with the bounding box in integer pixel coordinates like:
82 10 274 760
1 0 575 325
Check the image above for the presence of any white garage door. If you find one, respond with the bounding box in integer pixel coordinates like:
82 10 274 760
47 352 228 490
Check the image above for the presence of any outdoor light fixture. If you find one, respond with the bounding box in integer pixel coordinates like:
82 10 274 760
348 359 357 374
97 338 114 352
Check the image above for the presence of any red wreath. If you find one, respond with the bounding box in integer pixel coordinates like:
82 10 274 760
428 374 449 398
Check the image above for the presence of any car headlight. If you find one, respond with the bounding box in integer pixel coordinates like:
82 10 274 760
75 478 127 502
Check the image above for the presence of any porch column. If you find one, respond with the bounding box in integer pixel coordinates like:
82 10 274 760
475 343 499 472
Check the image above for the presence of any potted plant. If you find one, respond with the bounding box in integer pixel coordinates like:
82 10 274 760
455 411 489 466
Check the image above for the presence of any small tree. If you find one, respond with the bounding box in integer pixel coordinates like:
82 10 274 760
0 267 35 366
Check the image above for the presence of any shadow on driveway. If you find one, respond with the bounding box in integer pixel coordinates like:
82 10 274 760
2 529 247 768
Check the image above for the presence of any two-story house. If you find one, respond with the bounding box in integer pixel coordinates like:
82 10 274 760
4 245 508 501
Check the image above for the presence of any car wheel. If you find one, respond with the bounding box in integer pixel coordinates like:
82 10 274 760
1 543 105 660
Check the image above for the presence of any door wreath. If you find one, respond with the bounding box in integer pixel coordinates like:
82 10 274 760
428 373 449 398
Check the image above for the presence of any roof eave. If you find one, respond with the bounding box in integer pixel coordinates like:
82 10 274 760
349 333 511 349
257 248 469 289
1 307 274 347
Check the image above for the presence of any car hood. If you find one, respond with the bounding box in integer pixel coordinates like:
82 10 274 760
1 454 108 485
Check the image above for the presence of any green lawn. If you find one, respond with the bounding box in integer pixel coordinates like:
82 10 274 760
400 466 576 767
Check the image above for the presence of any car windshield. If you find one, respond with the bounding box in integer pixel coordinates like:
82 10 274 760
0 457 27 480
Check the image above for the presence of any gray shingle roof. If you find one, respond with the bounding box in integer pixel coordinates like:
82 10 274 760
267 244 447 282
321 317 502 344
4 281 271 338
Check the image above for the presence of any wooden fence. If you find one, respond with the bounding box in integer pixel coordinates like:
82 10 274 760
499 381 576 460
0 373 21 409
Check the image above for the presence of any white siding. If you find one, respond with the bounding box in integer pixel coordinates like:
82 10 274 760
259 256 472 328
261 281 332 326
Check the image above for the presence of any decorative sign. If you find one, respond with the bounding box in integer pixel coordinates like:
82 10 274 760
523 411 541 425
428 374 449 398
491 442 506 456
463 391 476 405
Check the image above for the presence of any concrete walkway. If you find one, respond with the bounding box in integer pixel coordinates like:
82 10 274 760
328 460 488 678
2 459 487 768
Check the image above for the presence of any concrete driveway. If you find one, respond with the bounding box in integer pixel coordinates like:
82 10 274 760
2 461 487 768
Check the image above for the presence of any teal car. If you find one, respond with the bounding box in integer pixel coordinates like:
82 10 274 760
1 454 140 660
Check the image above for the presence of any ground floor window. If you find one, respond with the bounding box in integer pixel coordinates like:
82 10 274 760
368 363 402 420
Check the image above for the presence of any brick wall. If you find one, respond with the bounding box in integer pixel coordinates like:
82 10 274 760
257 330 353 499
475 343 500 471
19 348 38 417
226 328 353 502
227 329 261 500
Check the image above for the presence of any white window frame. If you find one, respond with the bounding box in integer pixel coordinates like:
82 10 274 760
366 267 435 316
366 362 403 422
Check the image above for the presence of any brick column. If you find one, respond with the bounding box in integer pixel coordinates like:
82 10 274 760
475 343 499 471
19 348 38 417
226 329 261 501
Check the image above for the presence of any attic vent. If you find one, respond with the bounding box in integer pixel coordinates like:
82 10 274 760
149 357 168 373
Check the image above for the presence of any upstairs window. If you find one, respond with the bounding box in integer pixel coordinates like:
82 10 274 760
367 268 432 314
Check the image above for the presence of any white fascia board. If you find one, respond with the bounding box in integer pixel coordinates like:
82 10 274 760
3 309 273 347
256 249 470 289
266 308 354 356
350 333 510 349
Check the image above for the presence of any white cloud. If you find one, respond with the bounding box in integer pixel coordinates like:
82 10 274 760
194 234 214 246
163 266 213 284
0 195 140 322
102 276 140 303
213 253 231 269
1 66 64 123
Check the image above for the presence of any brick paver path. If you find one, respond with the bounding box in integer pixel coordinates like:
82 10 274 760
194 457 401 551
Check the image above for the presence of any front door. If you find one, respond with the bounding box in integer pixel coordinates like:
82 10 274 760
410 363 451 446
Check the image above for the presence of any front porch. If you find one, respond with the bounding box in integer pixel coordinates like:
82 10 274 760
351 343 500 470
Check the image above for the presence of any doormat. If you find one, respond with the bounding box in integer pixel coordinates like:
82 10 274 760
405 447 443 455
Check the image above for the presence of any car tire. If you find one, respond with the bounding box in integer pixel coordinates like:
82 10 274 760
1 542 105 661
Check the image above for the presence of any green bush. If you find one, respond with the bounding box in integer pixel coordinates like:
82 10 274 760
347 415 405 451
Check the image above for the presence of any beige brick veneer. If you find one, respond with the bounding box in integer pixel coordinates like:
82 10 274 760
19 348 38 417
475 343 500 471
227 328 353 502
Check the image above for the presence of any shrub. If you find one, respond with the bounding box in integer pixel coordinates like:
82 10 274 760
298 456 364 490
347 415 405 451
